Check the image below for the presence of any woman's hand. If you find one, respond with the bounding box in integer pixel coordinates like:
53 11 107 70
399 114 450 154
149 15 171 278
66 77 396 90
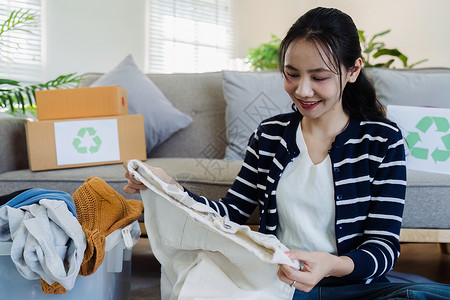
277 250 354 292
123 160 147 194
122 160 184 194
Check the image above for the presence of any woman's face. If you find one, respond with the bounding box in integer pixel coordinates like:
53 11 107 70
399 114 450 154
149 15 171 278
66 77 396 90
283 38 353 122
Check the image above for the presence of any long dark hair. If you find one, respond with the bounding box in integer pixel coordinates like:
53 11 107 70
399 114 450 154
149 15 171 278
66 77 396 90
278 7 387 122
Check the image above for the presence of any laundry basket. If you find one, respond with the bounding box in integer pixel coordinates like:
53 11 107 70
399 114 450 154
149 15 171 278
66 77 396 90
0 221 140 300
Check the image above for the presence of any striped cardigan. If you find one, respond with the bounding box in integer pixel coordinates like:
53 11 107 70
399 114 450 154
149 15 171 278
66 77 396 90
187 111 407 283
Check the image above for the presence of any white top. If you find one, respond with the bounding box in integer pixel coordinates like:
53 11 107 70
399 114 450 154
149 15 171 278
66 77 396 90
276 122 338 254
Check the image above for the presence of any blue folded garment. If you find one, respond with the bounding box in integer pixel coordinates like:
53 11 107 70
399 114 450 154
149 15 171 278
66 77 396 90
1 188 77 218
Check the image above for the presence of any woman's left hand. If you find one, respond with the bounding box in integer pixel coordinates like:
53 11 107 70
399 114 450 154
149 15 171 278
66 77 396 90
278 250 354 292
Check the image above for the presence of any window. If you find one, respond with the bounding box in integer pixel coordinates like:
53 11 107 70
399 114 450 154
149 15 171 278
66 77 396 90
0 0 42 82
146 0 234 73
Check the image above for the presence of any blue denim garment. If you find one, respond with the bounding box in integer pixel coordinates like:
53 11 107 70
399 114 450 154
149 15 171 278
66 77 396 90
1 188 77 217
293 282 450 300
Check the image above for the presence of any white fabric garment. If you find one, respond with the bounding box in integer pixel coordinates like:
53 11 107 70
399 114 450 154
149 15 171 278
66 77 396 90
128 160 298 300
277 123 337 254
0 199 86 290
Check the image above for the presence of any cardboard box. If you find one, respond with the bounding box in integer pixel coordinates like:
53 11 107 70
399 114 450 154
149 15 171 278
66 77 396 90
36 86 128 120
26 114 146 171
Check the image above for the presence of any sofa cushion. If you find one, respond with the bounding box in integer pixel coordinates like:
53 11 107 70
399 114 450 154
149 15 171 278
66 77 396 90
1 158 448 229
146 73 227 159
365 68 450 108
403 170 450 228
89 55 193 156
0 158 242 202
222 71 292 160
0 117 29 174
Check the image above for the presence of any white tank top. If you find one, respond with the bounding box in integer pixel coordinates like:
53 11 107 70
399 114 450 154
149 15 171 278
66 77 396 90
276 123 338 254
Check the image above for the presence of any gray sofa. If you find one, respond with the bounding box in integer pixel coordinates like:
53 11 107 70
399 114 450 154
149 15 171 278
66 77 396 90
0 68 449 244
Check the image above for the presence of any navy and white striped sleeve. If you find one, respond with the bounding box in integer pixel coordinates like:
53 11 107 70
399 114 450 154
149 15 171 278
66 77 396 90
344 125 407 281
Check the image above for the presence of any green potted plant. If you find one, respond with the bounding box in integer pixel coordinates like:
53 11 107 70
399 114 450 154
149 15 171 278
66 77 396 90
245 30 427 71
358 29 427 68
0 9 81 117
245 34 281 71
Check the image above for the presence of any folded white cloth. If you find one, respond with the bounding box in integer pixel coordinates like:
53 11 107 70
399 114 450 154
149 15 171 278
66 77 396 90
0 199 86 290
128 159 298 300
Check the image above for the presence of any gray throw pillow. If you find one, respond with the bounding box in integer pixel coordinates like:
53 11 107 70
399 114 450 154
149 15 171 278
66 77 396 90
90 55 192 156
365 68 450 108
222 70 292 160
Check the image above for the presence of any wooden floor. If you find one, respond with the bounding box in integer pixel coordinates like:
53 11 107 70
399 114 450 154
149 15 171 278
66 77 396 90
130 239 450 300
393 243 450 284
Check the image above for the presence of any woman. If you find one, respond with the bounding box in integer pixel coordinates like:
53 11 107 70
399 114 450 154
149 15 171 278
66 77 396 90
125 7 449 299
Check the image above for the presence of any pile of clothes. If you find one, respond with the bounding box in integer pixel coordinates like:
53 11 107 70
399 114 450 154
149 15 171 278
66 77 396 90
0 176 143 295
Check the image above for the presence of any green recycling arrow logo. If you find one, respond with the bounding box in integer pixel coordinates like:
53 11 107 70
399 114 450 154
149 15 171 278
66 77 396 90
405 116 450 163
72 127 102 154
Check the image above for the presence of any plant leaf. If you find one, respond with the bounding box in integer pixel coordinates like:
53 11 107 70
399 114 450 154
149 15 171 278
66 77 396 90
25 89 35 107
7 94 15 112
369 29 391 44
378 59 395 68
0 73 81 113
358 30 366 43
373 48 402 58
0 94 7 108
408 59 428 68
15 91 25 113
246 34 281 70
0 78 20 86
1 9 38 37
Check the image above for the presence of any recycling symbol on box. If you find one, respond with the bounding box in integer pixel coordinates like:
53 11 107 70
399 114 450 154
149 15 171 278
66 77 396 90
405 116 450 163
72 127 102 154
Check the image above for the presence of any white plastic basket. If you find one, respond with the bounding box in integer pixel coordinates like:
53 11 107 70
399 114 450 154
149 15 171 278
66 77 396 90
0 221 140 300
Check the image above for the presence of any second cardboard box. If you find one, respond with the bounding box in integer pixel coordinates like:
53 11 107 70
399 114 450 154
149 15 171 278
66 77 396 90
36 86 128 120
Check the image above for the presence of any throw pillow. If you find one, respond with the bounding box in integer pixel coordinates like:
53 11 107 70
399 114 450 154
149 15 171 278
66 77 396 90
222 70 292 160
90 55 192 156
365 68 450 108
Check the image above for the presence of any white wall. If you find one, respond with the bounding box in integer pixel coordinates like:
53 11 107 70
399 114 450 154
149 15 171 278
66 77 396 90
233 0 315 58
235 0 450 68
43 0 450 81
43 0 146 81
318 0 450 68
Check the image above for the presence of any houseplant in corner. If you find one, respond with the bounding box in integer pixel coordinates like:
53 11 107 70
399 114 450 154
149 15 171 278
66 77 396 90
0 9 81 117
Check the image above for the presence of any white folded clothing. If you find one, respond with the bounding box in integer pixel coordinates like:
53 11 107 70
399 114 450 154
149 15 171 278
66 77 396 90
0 199 86 290
128 159 297 300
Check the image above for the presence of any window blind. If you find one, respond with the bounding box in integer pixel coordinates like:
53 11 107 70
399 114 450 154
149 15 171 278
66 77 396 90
0 0 42 82
146 0 234 73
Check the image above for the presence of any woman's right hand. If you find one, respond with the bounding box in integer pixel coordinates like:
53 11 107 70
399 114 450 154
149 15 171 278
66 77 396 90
122 160 184 194
123 160 147 194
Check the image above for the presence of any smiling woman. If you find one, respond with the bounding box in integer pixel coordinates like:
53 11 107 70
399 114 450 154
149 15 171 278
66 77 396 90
122 6 450 300
281 38 359 166
282 38 360 120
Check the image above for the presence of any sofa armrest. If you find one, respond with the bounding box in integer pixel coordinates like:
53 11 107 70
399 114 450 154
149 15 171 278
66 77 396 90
0 118 29 174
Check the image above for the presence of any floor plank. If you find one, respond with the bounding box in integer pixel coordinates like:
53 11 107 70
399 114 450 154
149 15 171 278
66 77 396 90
394 243 450 284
